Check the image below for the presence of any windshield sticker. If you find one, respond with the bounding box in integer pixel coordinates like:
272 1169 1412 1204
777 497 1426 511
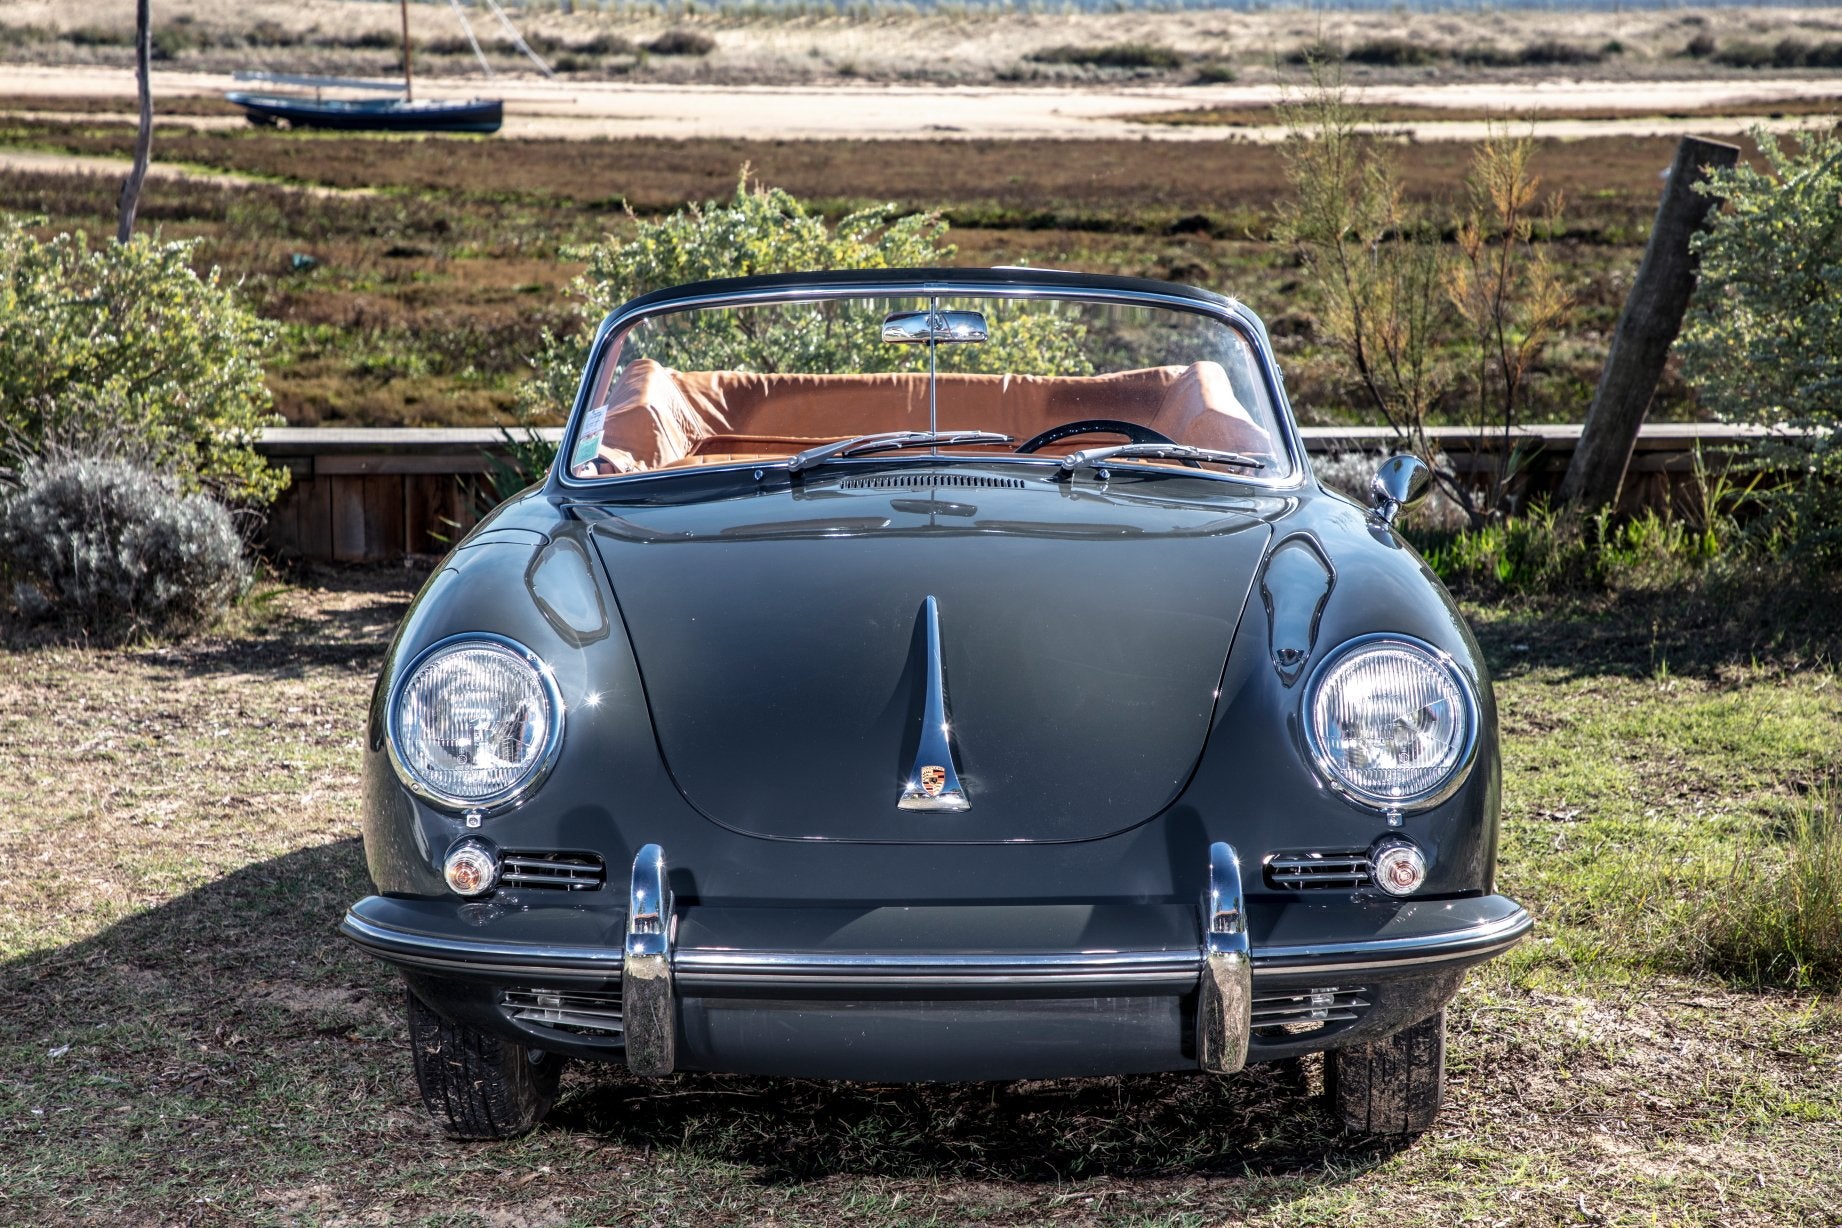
570 405 608 469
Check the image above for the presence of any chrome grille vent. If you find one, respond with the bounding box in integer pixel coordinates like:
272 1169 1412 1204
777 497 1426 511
1251 987 1370 1035
500 851 605 891
841 473 1026 490
503 988 623 1035
1265 851 1371 891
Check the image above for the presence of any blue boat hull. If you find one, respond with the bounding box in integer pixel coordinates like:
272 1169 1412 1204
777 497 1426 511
226 92 503 134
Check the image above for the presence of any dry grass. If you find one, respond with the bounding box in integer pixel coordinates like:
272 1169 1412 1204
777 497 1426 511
0 570 1839 1225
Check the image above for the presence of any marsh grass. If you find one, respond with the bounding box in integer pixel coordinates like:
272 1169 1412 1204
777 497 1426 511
0 113 1693 430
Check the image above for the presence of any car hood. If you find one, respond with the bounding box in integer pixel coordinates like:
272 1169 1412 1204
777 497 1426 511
583 469 1279 843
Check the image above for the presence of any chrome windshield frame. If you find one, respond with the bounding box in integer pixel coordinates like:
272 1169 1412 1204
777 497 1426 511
549 275 1311 498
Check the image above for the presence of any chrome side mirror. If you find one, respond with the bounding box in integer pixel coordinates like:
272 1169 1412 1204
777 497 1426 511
1368 454 1432 526
881 309 989 345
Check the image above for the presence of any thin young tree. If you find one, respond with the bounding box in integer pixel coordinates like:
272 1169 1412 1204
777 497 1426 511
1445 130 1571 516
117 0 154 243
1277 72 1474 522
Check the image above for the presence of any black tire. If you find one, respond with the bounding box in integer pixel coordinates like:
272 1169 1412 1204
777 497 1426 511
1325 1010 1446 1136
406 987 562 1140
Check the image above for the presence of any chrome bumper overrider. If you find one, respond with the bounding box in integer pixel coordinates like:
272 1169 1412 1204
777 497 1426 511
341 840 1532 1078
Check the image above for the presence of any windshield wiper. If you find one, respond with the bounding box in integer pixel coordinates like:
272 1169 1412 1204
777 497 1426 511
786 430 1014 475
1057 443 1267 476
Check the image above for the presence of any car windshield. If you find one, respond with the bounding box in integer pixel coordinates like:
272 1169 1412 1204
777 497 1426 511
565 291 1294 482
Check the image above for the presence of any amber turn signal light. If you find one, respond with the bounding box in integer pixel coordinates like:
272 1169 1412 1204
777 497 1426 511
443 842 500 897
1371 841 1427 897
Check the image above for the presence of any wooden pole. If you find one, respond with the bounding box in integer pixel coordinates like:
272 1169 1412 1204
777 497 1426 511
399 0 414 102
1557 135 1740 513
116 0 153 243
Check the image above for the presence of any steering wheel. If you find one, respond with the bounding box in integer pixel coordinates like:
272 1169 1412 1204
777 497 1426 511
1014 419 1177 454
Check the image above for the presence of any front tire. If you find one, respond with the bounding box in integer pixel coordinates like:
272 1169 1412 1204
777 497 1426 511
406 988 562 1139
1325 1009 1446 1136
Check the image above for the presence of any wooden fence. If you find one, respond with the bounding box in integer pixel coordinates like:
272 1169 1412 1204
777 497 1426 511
256 423 1774 562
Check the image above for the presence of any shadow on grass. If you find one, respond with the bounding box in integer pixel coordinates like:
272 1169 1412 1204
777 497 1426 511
1466 572 1842 684
0 561 426 679
0 560 425 680
3 835 1404 1195
553 1060 1408 1187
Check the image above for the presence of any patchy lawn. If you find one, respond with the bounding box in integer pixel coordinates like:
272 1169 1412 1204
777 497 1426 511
0 569 1837 1226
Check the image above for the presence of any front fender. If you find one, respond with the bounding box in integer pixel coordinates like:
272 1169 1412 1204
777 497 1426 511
1189 491 1500 897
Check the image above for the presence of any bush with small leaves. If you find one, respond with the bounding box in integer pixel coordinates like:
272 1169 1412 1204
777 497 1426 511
1680 127 1842 570
1027 43 1184 70
521 175 1092 421
0 218 282 506
0 458 248 641
644 29 715 57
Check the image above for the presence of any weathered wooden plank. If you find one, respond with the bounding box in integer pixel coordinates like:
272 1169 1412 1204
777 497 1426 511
362 475 406 561
328 476 369 562
295 474 335 562
403 473 453 556
314 454 498 477
265 482 303 558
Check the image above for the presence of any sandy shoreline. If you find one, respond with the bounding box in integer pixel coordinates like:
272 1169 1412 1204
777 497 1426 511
1 65 1837 143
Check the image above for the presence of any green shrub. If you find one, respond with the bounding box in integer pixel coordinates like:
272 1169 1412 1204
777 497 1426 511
522 175 1090 419
1694 787 1842 990
0 219 283 506
1415 502 1731 597
1456 44 1520 67
1190 60 1238 84
66 25 132 47
1345 38 1438 67
573 32 636 56
0 458 248 641
1516 40 1603 66
644 29 715 57
1284 41 1339 66
1712 41 1775 68
1680 128 1842 570
1028 43 1184 70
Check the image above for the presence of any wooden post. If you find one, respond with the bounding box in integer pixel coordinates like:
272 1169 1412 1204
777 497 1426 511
1557 135 1740 512
115 0 153 243
399 0 414 102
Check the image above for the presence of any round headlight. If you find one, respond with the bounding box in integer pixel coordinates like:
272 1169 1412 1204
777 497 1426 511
1304 635 1478 812
388 635 563 810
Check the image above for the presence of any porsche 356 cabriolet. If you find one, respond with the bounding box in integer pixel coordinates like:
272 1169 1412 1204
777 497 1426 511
342 267 1531 1140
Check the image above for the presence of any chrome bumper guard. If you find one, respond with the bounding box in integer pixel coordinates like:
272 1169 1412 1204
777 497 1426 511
346 842 1532 1079
622 843 675 1077
1198 841 1252 1074
624 841 1240 1079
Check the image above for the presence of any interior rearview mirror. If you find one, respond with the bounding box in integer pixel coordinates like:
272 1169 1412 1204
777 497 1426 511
881 309 989 345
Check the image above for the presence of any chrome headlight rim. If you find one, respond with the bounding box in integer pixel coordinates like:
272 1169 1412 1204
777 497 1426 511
385 632 566 815
1302 632 1480 814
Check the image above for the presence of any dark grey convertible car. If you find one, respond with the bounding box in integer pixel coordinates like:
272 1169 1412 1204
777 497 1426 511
344 267 1531 1140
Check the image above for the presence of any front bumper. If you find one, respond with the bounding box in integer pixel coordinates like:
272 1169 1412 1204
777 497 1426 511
344 842 1531 1080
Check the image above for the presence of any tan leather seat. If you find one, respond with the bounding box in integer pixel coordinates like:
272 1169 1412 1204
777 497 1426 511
587 358 1272 474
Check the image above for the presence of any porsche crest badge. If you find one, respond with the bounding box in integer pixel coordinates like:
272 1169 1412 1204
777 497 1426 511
919 765 947 797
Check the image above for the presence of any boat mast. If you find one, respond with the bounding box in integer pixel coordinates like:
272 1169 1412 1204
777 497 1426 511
399 0 414 101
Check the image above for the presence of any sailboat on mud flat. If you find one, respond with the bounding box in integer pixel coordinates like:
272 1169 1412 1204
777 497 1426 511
225 0 526 134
